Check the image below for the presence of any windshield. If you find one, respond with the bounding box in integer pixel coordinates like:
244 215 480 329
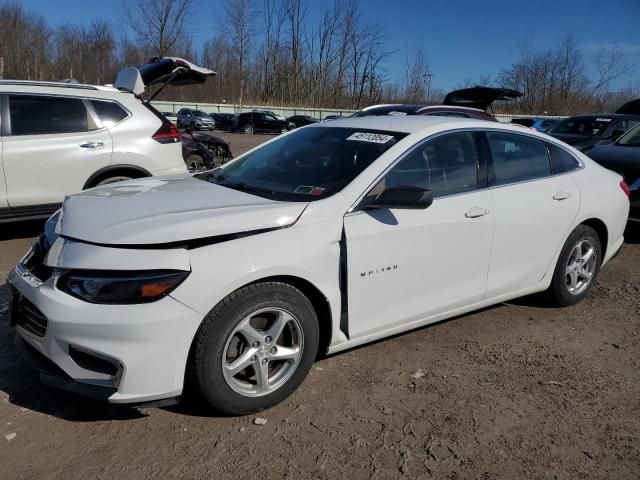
617 123 640 147
549 117 611 136
197 127 408 202
194 110 208 116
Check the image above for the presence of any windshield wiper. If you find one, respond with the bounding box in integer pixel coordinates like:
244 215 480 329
220 182 276 198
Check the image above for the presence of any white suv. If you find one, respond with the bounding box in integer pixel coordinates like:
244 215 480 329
0 57 215 222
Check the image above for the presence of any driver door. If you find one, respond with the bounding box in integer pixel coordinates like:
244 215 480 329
344 131 494 339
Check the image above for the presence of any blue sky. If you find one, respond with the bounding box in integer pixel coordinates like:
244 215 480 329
18 0 640 90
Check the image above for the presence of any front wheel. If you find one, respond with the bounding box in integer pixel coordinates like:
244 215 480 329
94 175 132 186
547 225 602 306
185 153 206 172
189 282 319 415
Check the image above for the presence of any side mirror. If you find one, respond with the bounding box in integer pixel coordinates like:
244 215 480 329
610 129 625 141
362 186 433 210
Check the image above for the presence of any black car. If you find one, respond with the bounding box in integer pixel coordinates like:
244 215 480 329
324 115 346 121
588 123 640 222
286 115 319 128
212 112 234 131
232 111 295 135
177 108 215 130
547 99 640 153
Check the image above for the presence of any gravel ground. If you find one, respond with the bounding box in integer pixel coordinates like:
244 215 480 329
0 132 638 479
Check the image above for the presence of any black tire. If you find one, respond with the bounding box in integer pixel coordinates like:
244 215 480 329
94 175 133 186
547 225 602 306
185 153 205 172
189 282 319 415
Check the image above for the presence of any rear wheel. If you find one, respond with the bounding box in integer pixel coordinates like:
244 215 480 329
243 125 254 135
547 225 602 306
94 175 132 186
189 282 319 415
280 127 289 134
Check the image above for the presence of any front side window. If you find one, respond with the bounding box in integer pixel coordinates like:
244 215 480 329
198 127 408 201
9 95 89 135
487 132 550 186
370 132 478 198
547 143 580 174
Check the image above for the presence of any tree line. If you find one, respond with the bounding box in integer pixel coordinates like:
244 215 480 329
0 0 636 114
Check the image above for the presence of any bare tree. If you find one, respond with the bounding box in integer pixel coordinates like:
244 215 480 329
123 0 193 57
221 0 256 107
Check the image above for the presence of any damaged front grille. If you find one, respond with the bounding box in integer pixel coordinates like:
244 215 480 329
11 288 49 338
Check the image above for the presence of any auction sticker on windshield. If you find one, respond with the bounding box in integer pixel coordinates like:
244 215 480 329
346 132 395 143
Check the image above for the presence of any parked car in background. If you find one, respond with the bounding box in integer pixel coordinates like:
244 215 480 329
181 129 233 172
162 111 178 124
0 55 217 222
511 118 535 128
531 118 559 132
417 87 523 121
286 115 319 128
232 111 295 134
324 115 346 121
177 108 215 131
588 122 640 222
351 104 427 117
546 114 640 152
212 113 234 131
9 116 628 415
547 101 640 153
352 87 522 122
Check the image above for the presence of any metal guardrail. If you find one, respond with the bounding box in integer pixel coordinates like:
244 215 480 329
152 100 567 123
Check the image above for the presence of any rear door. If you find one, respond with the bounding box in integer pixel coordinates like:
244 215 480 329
484 131 580 298
344 131 494 338
3 94 112 208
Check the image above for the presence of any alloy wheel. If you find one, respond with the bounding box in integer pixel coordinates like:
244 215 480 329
565 239 597 295
221 307 303 397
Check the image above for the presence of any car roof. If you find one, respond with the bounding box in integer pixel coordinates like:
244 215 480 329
309 114 503 134
0 79 120 92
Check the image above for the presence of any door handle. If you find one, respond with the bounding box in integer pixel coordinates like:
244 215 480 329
553 191 572 201
79 141 104 150
465 207 490 218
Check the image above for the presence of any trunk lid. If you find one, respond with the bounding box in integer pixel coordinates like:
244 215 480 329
443 86 523 111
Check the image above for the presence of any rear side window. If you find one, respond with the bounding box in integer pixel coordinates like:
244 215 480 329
90 100 128 126
379 132 478 198
547 143 580 174
9 95 89 135
487 132 550 186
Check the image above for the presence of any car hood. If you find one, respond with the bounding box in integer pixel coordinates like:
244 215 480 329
443 86 522 111
58 176 307 247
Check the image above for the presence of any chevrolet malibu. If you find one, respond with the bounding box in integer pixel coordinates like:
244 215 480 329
8 116 630 415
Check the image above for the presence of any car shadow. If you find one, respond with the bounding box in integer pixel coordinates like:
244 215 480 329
0 283 146 422
0 219 46 241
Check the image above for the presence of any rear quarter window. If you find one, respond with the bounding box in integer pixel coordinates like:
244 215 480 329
90 100 128 126
547 143 580 174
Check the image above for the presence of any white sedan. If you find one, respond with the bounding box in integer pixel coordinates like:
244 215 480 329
8 116 630 414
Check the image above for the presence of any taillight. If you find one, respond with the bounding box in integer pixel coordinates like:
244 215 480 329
620 180 630 198
152 123 181 143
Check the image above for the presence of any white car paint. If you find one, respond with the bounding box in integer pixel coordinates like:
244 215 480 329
0 82 187 219
9 116 629 405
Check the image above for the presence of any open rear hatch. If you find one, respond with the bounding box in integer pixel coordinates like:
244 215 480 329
443 86 523 112
616 98 640 115
114 57 216 98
